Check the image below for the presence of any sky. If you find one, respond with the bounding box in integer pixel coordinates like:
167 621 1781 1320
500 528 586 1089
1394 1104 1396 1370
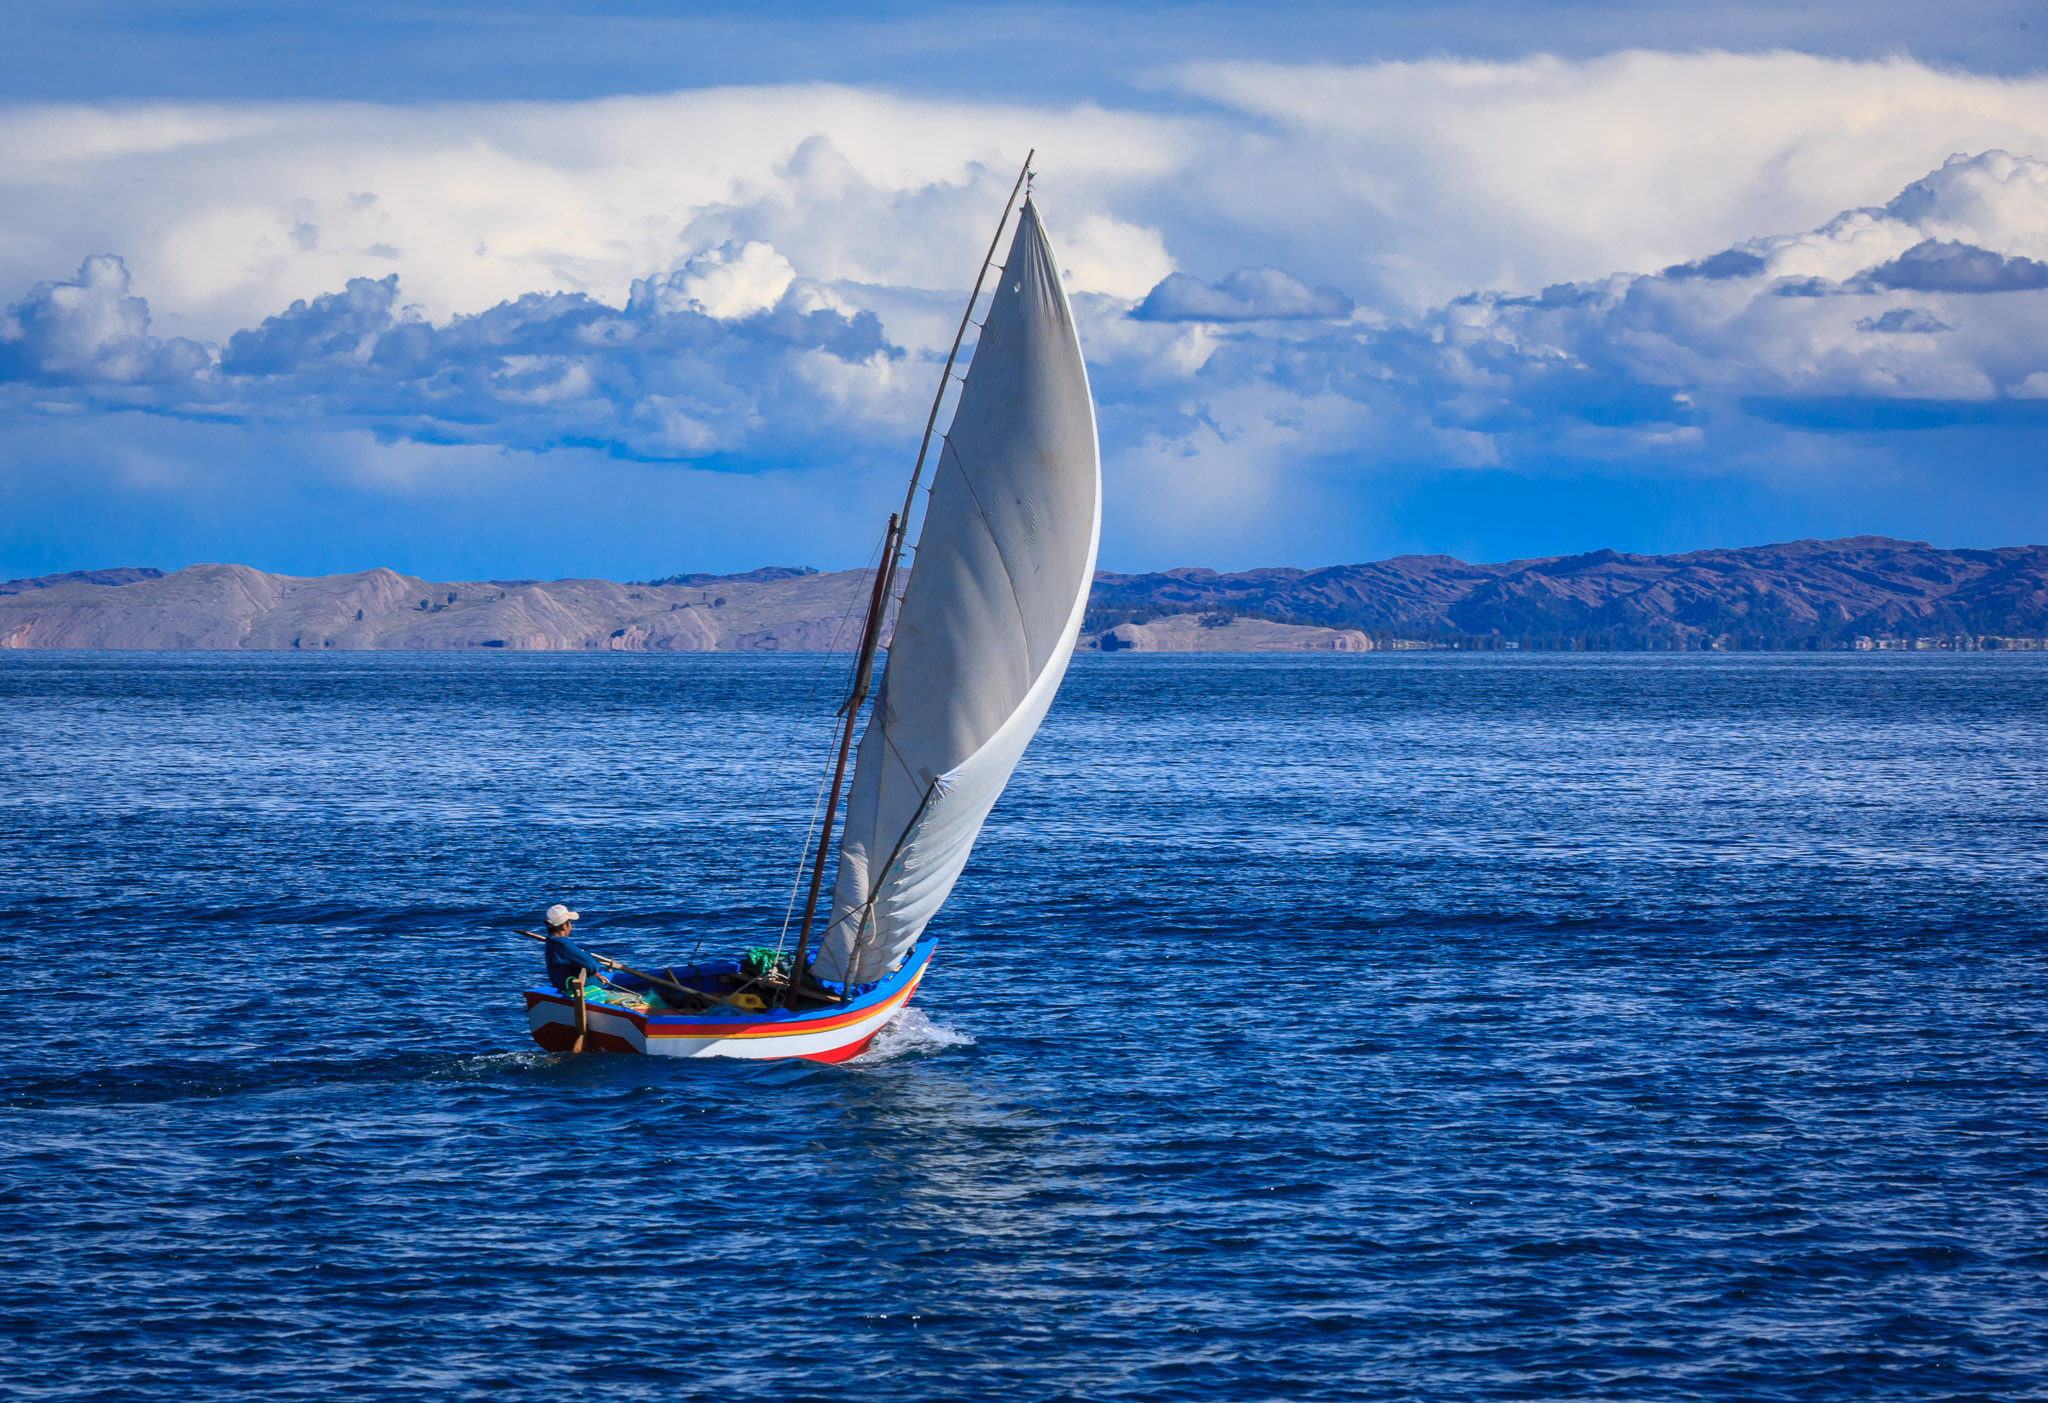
2 0 2046 580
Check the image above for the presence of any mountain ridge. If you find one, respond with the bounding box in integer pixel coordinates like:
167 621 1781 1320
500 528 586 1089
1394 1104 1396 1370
1089 536 2048 648
3 537 2044 651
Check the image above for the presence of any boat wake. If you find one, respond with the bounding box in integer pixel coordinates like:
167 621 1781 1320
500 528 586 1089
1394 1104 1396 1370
434 1050 561 1079
856 1008 975 1063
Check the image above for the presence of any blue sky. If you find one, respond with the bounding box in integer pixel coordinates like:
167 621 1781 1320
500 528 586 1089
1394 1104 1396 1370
3 0 2046 580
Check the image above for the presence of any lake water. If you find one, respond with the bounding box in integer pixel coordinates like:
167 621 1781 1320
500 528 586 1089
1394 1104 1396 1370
3 651 2045 1401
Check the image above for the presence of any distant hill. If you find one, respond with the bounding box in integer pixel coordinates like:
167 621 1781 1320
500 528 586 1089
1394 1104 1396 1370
0 567 165 595
1090 537 2048 650
0 564 882 653
2 539 2043 652
635 565 820 587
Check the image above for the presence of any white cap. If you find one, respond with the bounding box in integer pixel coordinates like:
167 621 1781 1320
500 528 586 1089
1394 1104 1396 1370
545 903 580 927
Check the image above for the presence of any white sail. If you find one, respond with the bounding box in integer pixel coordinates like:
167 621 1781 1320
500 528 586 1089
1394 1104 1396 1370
811 198 1101 986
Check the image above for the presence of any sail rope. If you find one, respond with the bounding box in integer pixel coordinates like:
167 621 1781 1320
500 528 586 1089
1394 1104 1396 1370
838 777 943 981
810 775 942 977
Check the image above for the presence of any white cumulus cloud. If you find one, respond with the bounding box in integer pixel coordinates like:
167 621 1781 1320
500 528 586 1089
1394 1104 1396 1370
1166 51 2048 308
7 52 2048 353
663 241 798 319
5 58 2048 566
0 254 208 384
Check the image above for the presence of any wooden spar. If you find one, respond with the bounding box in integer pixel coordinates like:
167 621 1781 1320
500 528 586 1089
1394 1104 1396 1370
781 512 901 1006
839 513 902 726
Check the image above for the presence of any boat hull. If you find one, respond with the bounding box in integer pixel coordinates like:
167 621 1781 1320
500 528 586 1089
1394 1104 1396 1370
524 940 935 1061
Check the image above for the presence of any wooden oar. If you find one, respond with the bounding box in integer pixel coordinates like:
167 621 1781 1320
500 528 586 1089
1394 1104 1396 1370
514 930 714 1011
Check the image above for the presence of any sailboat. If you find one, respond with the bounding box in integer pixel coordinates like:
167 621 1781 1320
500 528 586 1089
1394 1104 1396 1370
523 158 1101 1059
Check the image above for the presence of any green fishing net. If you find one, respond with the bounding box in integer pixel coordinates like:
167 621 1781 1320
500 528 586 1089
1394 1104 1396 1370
741 947 792 980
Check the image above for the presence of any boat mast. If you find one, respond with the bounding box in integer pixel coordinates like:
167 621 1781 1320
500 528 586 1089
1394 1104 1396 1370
780 151 1035 1005
784 511 899 1006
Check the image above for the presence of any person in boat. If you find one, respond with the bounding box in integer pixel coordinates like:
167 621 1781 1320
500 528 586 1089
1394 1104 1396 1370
543 904 597 995
541 905 653 1014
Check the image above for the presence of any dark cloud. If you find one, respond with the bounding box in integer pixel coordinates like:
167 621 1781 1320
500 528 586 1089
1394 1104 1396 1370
1131 267 1354 322
1659 249 1767 281
1855 307 1954 334
1863 239 2048 293
1740 396 2048 433
222 275 402 375
1772 277 1842 298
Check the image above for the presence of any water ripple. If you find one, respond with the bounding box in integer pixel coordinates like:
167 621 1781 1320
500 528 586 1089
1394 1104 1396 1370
1 652 2044 1401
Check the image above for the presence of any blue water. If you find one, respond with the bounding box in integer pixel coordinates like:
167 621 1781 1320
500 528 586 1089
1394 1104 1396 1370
3 652 2046 1401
